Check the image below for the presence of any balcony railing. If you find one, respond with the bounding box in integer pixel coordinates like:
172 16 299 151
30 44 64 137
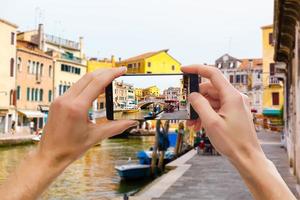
60 53 82 64
45 34 80 50
269 76 280 85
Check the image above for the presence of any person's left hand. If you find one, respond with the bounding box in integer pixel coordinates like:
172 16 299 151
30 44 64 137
37 67 138 169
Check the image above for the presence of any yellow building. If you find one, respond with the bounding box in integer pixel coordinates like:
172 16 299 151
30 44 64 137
116 49 181 74
0 18 18 133
261 25 284 127
134 88 143 101
143 86 160 97
86 57 115 114
87 56 115 72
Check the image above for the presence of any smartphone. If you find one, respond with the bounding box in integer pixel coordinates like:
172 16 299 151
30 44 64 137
105 73 199 120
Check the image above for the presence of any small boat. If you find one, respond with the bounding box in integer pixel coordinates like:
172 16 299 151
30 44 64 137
123 108 140 113
115 164 151 180
137 149 175 165
144 112 156 120
32 135 41 143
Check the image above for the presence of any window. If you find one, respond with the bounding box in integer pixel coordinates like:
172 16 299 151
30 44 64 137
270 63 275 76
31 88 34 101
40 64 43 76
269 33 274 46
27 88 30 101
171 65 175 71
229 62 234 68
48 90 52 102
10 58 14 77
35 89 38 101
147 62 151 67
59 85 62 96
217 63 222 69
243 75 248 85
236 75 241 83
100 102 104 109
32 61 36 74
9 90 16 105
17 57 22 72
49 65 52 77
229 75 234 83
27 60 31 73
257 73 261 79
36 62 40 75
17 86 21 100
272 92 279 105
40 89 43 101
11 32 15 45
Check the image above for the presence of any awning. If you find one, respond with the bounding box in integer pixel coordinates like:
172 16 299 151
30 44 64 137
39 105 50 112
18 110 46 118
262 109 282 117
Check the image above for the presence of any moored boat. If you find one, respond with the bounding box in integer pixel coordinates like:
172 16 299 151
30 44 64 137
115 164 151 180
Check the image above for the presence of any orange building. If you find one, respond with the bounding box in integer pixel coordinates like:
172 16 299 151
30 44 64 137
16 40 54 132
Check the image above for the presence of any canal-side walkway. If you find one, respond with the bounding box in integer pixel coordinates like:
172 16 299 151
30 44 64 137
132 130 299 200
0 133 34 147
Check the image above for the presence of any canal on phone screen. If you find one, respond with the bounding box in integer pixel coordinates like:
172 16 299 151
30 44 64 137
0 136 155 199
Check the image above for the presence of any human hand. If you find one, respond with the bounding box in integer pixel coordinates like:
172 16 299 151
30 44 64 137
182 65 263 162
37 67 138 169
182 65 296 200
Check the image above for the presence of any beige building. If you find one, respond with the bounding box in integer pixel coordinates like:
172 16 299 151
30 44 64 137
17 24 87 99
274 0 300 194
113 81 135 109
16 40 54 132
0 19 18 133
215 54 263 114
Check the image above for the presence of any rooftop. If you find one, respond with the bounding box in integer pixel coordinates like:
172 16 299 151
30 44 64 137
118 49 169 63
0 18 18 28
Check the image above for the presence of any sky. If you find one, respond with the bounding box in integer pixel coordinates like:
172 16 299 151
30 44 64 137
0 0 274 64
115 75 182 93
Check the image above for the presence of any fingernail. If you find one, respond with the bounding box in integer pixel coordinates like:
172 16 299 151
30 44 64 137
119 67 127 72
188 92 198 102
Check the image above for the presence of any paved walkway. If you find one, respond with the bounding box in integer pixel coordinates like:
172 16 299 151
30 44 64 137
152 130 299 200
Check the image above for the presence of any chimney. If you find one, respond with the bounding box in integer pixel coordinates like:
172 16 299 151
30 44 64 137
79 36 84 58
111 55 115 67
38 24 45 51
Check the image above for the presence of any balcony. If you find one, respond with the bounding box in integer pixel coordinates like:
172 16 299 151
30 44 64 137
45 34 80 50
60 53 82 64
269 76 281 86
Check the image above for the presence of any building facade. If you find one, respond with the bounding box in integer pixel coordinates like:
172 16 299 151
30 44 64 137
214 54 263 114
274 0 300 194
261 25 284 128
163 87 181 100
17 24 87 99
0 19 18 134
116 49 181 74
113 81 135 109
142 86 160 97
16 40 54 132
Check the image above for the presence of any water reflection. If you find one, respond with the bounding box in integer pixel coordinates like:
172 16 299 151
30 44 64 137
0 137 154 199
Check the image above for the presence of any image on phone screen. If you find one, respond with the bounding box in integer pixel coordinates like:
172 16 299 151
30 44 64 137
106 73 199 120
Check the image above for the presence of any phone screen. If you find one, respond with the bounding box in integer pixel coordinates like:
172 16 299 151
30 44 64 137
106 74 199 120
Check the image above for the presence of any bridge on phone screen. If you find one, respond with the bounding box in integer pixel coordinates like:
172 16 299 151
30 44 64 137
137 100 165 109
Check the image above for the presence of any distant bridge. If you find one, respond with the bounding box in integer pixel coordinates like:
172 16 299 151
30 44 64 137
138 100 165 109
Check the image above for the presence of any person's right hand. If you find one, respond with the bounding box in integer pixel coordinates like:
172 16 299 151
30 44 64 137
182 65 297 200
182 65 264 162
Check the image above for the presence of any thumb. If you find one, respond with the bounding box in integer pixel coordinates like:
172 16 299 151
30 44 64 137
189 92 222 128
88 120 138 145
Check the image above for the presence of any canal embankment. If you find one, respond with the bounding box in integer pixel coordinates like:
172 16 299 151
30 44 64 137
0 134 34 147
123 130 299 200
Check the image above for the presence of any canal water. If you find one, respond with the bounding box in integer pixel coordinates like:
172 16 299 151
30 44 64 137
0 136 155 199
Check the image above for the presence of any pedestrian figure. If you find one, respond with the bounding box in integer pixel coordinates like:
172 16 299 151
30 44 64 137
11 120 15 135
30 120 35 135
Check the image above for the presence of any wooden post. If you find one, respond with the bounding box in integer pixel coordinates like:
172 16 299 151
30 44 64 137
151 120 160 175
